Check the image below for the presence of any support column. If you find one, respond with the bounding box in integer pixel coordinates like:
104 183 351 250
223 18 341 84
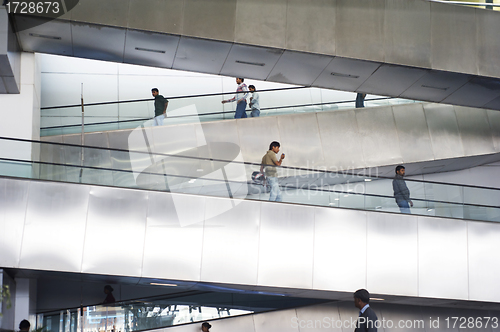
14 278 37 331
0 270 16 331
0 52 41 177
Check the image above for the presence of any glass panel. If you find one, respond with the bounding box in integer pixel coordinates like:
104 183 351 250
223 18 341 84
41 88 417 136
0 137 499 222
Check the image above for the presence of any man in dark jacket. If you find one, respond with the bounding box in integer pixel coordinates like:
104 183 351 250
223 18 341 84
392 165 413 214
354 289 378 332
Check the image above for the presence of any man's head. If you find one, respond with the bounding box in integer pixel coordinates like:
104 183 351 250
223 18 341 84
151 88 159 97
395 165 405 176
269 141 280 153
236 78 244 84
201 322 211 332
19 320 30 332
353 289 370 310
249 85 256 92
104 285 113 294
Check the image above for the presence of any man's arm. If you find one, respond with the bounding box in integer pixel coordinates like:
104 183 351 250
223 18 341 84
238 84 249 103
272 154 285 166
403 181 413 206
163 100 169 115
392 179 400 196
222 95 236 104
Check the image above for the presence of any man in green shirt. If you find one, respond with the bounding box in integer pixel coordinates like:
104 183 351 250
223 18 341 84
151 88 169 126
261 141 285 202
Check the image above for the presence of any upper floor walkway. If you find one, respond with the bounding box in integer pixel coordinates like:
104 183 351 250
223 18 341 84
4 0 500 111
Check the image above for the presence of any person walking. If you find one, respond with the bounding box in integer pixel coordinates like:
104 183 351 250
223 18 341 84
248 85 260 117
222 78 249 119
103 285 116 304
356 93 366 108
151 88 169 126
201 322 212 332
353 289 378 332
392 165 413 214
261 141 285 202
19 320 30 332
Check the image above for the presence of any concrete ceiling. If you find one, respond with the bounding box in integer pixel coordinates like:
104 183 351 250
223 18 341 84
4 0 500 110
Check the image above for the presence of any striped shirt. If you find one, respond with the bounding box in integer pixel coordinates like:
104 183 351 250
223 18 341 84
227 83 249 103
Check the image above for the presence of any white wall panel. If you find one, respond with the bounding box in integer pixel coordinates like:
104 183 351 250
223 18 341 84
258 203 315 289
81 186 148 276
418 216 468 299
0 179 29 267
142 192 204 281
201 198 260 285
20 181 89 272
313 208 367 291
468 221 500 302
367 212 418 296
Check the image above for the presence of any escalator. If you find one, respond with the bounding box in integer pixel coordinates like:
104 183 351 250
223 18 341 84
0 132 499 303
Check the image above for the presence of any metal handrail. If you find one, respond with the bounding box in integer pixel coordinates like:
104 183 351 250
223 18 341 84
429 0 500 8
40 87 307 110
1 157 498 210
40 97 393 130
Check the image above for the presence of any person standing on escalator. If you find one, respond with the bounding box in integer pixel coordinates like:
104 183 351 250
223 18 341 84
103 285 116 304
151 88 169 126
261 141 285 202
392 165 413 214
248 85 260 117
221 78 249 119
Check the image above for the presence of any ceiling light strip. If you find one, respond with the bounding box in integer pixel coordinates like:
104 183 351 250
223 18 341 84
29 33 61 40
235 60 265 67
135 47 166 54
330 72 359 79
421 84 449 91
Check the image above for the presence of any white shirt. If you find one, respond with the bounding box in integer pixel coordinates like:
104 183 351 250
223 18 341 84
250 91 260 110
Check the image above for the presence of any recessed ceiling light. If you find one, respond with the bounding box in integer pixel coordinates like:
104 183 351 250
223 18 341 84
29 33 61 40
364 178 372 182
421 84 448 91
150 283 178 287
135 47 166 54
330 72 359 79
236 60 265 66
370 297 385 301
188 179 196 183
